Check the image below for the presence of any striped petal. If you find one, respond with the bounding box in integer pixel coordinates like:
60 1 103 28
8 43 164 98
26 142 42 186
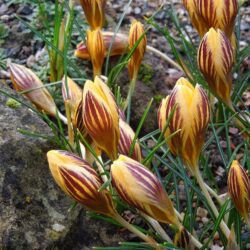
183 0 209 37
75 32 128 60
79 0 106 29
9 63 57 116
62 76 82 117
197 0 238 40
165 77 210 171
174 226 190 249
128 20 147 79
197 28 234 106
228 160 250 222
111 155 180 226
82 76 119 160
47 150 116 217
118 119 142 162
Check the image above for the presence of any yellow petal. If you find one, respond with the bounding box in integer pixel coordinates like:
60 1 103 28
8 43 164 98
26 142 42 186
86 29 105 76
197 28 234 106
128 20 147 79
183 0 209 36
82 77 119 160
165 77 210 171
111 155 180 226
47 150 116 217
79 0 106 29
9 63 57 116
228 160 250 221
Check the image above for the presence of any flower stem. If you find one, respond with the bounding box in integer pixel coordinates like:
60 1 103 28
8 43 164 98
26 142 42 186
113 213 162 250
146 45 183 72
58 111 68 125
140 212 172 243
195 169 230 237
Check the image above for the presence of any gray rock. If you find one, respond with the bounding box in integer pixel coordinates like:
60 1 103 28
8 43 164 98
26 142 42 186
0 86 126 249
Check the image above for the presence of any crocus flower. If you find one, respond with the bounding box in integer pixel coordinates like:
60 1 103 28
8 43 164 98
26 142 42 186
79 0 106 29
198 28 234 107
86 29 105 76
158 77 210 172
128 20 147 80
9 63 57 116
111 155 180 226
47 150 116 217
228 160 250 223
118 119 142 162
82 76 119 160
183 0 238 48
75 32 128 60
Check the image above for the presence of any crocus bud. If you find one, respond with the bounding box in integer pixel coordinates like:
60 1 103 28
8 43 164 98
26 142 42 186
161 77 210 172
157 96 170 137
79 0 106 29
9 63 57 116
198 28 234 107
174 226 190 249
82 76 119 160
128 20 147 80
86 29 105 77
75 32 128 60
47 150 116 217
228 160 250 223
118 119 142 162
197 0 238 43
111 155 180 226
62 76 82 116
183 0 209 37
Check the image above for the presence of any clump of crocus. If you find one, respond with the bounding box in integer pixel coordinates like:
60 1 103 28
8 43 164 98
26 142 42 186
183 0 238 48
158 77 210 173
79 0 106 30
118 119 142 162
75 32 128 60
197 28 234 107
9 63 57 116
47 150 161 249
111 155 181 227
82 76 119 160
128 20 147 81
228 160 250 226
47 150 116 216
86 29 105 77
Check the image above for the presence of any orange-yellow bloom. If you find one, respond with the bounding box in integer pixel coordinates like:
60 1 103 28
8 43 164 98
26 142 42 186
159 77 210 172
82 76 119 160
118 119 142 162
228 160 250 223
75 32 128 60
47 150 116 216
111 155 180 226
9 63 57 116
86 29 105 77
183 0 238 47
157 96 170 138
198 28 234 107
128 20 147 80
197 0 238 43
79 0 106 29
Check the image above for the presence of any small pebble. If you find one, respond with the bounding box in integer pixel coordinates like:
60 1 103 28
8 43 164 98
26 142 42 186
52 223 65 233
197 207 208 218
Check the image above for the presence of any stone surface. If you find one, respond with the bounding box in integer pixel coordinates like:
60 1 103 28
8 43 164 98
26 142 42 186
0 86 126 249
